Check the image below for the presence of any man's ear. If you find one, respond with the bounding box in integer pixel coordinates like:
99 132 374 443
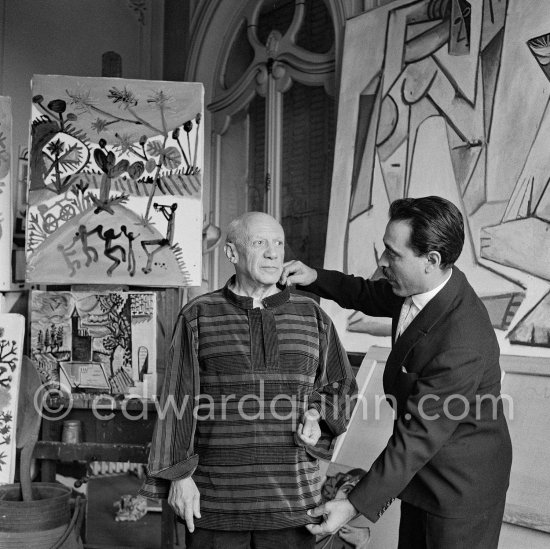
224 243 237 263
425 251 442 272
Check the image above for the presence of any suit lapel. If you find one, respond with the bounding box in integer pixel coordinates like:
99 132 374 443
384 268 464 392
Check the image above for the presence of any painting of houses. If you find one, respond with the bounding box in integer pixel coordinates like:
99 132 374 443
30 290 157 398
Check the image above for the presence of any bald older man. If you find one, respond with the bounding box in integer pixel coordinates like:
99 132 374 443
141 212 357 549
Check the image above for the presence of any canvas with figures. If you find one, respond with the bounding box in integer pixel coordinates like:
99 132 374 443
26 75 204 287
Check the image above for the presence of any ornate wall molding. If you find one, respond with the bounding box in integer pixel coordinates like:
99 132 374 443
185 0 349 288
206 0 340 134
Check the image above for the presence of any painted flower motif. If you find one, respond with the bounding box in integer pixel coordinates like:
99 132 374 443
147 90 174 110
91 118 110 133
46 139 64 156
114 132 138 155
107 86 138 108
75 181 89 193
66 88 96 114
48 99 67 114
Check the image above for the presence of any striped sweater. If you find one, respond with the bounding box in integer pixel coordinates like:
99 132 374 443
140 279 357 530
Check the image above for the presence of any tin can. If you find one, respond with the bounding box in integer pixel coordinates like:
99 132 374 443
62 420 82 444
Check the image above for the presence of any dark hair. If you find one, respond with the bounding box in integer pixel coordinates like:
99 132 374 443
389 196 464 268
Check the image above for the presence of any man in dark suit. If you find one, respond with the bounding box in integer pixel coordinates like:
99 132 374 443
280 196 512 549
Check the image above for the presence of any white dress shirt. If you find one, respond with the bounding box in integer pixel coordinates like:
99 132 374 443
395 270 453 339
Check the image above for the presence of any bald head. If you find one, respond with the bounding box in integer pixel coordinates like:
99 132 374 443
225 212 283 249
224 212 285 291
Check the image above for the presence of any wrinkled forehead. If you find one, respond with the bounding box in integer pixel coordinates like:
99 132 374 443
241 216 285 241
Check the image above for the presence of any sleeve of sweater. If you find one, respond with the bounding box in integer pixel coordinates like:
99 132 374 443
302 312 358 460
139 313 199 499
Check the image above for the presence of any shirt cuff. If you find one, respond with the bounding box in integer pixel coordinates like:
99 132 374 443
307 403 323 419
147 454 199 481
138 477 170 500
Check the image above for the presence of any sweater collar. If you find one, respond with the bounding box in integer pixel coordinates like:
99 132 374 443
222 276 290 310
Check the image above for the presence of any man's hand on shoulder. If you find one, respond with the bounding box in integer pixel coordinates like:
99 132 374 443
296 408 322 447
280 260 317 287
168 477 201 532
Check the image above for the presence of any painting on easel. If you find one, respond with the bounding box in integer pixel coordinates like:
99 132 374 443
30 290 157 399
26 75 203 287
0 314 25 485
0 96 13 291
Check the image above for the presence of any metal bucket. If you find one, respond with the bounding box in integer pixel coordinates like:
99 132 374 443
0 482 83 549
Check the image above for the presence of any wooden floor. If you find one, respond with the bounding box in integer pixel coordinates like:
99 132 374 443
84 473 181 549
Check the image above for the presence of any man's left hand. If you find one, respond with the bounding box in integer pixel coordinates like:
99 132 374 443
296 409 321 446
305 498 358 535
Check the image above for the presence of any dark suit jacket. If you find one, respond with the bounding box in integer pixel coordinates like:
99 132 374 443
303 267 512 522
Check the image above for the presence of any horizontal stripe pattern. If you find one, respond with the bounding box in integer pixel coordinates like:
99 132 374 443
194 461 322 530
140 279 357 529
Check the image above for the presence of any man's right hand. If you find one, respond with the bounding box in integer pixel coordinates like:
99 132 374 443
168 477 201 532
280 260 317 287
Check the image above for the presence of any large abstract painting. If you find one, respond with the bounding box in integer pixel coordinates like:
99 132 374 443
324 0 550 354
30 290 157 399
0 314 25 485
0 97 12 290
26 75 203 286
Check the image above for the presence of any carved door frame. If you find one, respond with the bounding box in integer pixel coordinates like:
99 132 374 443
185 0 347 288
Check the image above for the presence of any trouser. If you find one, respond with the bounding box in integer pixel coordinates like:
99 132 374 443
185 525 316 549
397 499 506 549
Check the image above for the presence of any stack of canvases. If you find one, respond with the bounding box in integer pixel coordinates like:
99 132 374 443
24 76 204 470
